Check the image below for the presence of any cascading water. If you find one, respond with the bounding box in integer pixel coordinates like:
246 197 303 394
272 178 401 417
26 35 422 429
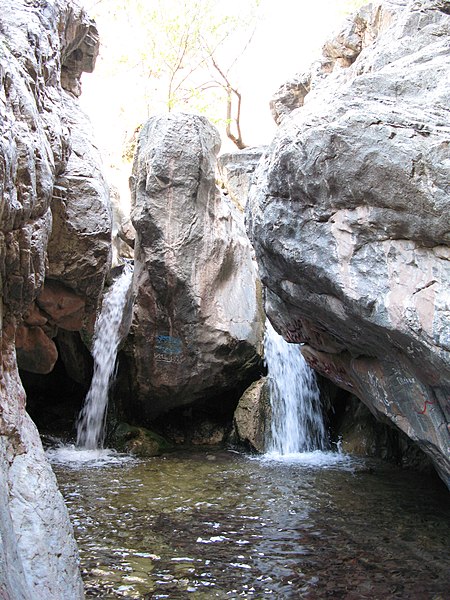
76 265 133 450
264 319 327 456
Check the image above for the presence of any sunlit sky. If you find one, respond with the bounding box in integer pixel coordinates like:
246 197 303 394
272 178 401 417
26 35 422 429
80 0 354 162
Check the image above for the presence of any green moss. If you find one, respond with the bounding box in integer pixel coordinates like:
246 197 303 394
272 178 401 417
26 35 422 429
111 422 173 457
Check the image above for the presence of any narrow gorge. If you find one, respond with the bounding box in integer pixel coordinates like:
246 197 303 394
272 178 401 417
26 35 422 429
0 0 449 598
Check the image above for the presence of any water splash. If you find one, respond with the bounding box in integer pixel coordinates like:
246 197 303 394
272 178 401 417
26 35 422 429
47 445 137 469
76 265 133 449
264 320 327 456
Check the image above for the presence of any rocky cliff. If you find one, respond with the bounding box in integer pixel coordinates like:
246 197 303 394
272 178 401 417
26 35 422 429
247 0 450 487
0 0 111 596
125 113 263 422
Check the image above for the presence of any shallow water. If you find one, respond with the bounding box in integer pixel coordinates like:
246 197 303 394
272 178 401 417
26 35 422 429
50 449 450 599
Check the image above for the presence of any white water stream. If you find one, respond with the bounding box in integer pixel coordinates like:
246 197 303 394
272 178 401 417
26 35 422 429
264 319 328 457
76 265 133 450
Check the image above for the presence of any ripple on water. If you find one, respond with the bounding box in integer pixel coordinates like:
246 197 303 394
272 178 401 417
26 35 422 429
50 448 450 599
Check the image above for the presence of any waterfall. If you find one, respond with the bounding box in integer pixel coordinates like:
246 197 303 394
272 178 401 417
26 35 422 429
76 265 133 450
265 320 327 455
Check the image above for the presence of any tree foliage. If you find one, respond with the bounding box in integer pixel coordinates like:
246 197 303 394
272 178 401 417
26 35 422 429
88 0 260 150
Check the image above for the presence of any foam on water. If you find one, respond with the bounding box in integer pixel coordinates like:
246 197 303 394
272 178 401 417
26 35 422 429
261 449 358 470
46 445 136 468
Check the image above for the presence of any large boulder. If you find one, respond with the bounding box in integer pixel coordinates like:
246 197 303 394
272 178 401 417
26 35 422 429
247 0 450 487
125 113 263 421
0 0 110 595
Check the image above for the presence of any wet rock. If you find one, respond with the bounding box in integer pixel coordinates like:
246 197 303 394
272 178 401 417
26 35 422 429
56 328 93 388
148 404 231 448
331 393 433 470
230 378 271 453
247 0 450 487
126 113 264 421
190 420 227 446
112 423 172 457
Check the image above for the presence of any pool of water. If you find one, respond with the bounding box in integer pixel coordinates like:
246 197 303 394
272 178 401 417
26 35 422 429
49 448 450 599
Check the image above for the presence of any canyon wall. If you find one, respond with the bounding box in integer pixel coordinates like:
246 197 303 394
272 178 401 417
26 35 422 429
0 0 111 596
247 0 450 487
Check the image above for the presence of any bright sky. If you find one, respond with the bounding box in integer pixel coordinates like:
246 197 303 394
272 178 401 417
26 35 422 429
80 0 354 161
236 0 353 147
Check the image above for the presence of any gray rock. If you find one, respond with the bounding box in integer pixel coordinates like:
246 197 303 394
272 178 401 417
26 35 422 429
217 147 265 209
0 0 109 595
331 392 435 471
0 325 84 599
56 328 93 387
127 113 264 421
270 1 403 124
247 0 450 487
47 91 112 334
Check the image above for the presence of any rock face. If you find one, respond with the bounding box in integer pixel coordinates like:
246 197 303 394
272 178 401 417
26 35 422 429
46 92 112 329
217 147 265 209
0 0 111 596
247 0 450 487
126 113 263 421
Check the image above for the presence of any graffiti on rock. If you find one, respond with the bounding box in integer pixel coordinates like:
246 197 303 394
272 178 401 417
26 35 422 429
155 334 183 364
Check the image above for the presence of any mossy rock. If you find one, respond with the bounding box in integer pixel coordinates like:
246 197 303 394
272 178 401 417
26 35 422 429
112 422 172 457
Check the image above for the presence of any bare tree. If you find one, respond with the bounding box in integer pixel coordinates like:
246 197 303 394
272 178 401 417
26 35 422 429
87 0 261 152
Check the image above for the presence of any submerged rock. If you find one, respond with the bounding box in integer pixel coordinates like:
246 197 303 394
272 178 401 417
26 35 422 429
247 0 450 487
112 423 172 457
126 113 263 421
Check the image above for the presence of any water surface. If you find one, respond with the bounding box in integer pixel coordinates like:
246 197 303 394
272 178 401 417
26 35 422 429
51 449 450 599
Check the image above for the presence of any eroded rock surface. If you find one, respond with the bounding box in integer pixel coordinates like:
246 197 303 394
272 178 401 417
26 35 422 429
0 0 110 596
126 113 263 421
247 0 450 487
